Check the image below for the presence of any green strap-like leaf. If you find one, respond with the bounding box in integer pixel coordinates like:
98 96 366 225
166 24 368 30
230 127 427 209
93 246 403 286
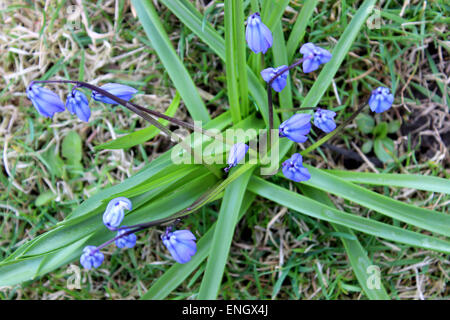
326 170 450 194
141 193 256 299
302 166 450 237
198 167 255 299
248 176 450 254
131 0 210 121
300 185 390 300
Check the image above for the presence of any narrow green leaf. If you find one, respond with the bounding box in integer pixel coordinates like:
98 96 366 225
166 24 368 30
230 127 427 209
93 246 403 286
302 166 450 237
326 170 450 194
300 185 390 300
224 0 241 123
300 0 377 109
198 168 255 299
95 92 181 150
131 0 210 121
286 0 319 62
141 193 256 299
248 177 450 254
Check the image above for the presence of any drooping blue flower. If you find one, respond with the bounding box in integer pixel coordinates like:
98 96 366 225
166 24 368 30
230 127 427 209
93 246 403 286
261 66 289 92
282 153 311 182
368 86 394 113
92 83 138 105
314 108 337 133
26 84 65 118
66 90 90 122
103 197 132 230
80 245 104 269
115 227 137 249
162 229 197 264
225 143 249 172
245 12 273 54
299 43 332 73
279 113 311 143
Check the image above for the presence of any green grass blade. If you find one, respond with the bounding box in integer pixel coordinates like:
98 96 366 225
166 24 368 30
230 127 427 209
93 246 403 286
95 92 181 150
326 170 450 194
131 0 210 121
141 193 256 299
302 166 450 237
286 0 319 62
198 168 255 299
224 0 241 123
300 0 376 109
300 185 390 300
248 176 450 254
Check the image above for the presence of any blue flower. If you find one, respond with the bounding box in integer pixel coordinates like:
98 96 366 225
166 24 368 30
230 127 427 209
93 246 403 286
299 43 332 73
261 66 288 92
368 86 394 113
26 84 65 118
314 108 336 133
66 90 90 122
279 114 311 143
245 12 273 54
80 245 104 269
282 153 311 182
115 228 137 249
162 229 197 264
103 197 132 230
92 83 138 105
225 143 249 172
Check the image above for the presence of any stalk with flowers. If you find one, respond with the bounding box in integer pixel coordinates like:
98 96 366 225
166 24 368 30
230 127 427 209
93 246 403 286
1 0 449 301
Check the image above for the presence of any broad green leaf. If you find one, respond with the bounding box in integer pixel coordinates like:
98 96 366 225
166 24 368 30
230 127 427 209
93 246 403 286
62 131 82 163
131 0 210 122
362 140 373 153
35 191 57 207
374 137 394 163
356 113 375 134
373 122 388 138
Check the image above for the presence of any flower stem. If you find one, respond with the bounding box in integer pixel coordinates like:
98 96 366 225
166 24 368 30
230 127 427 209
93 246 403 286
31 80 223 178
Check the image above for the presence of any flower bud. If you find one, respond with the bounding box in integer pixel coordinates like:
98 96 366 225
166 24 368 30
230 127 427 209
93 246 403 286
300 43 332 73
245 13 273 54
66 90 90 122
314 108 336 133
282 153 311 182
279 114 311 143
368 86 394 113
162 229 197 264
26 84 65 118
80 245 104 269
92 83 138 105
103 197 132 230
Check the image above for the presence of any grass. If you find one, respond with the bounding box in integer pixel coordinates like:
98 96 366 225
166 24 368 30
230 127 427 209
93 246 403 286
0 0 448 299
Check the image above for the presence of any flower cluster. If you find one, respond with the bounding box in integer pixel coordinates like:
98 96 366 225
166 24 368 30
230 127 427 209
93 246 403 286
245 12 395 183
26 82 138 122
79 197 197 269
